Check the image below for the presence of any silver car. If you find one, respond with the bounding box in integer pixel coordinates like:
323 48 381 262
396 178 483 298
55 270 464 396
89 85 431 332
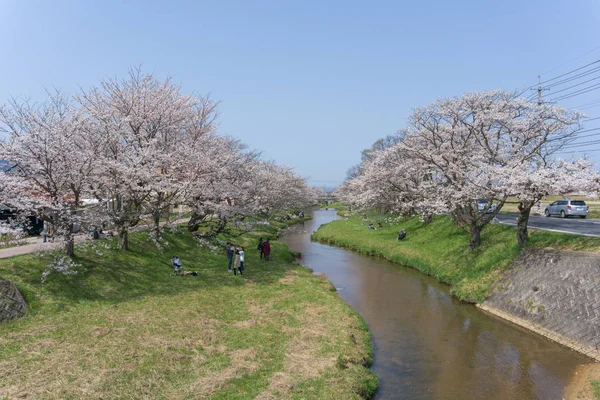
477 199 497 214
544 200 589 218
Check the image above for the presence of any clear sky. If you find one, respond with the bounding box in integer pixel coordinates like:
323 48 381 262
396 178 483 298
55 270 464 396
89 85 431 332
1 0 600 187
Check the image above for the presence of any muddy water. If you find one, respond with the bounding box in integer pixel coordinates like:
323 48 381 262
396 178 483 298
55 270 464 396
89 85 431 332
279 209 589 400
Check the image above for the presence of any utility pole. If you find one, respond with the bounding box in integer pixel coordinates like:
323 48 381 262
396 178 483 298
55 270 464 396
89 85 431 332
533 75 550 105
531 76 550 169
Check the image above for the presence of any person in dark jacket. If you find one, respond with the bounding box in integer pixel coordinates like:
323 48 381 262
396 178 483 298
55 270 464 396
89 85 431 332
262 239 271 261
397 229 407 241
257 237 265 259
226 242 235 272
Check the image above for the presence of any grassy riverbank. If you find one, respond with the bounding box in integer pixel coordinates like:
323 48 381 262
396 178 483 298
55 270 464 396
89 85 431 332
312 213 600 303
0 220 376 399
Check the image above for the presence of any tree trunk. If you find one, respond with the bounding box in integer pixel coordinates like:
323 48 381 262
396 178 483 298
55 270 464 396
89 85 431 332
469 225 482 251
187 211 203 232
422 212 433 225
118 228 129 251
152 211 161 239
517 202 533 248
60 219 75 257
153 211 160 231
64 231 75 257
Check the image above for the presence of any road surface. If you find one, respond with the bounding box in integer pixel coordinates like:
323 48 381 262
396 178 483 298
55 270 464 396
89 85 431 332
495 213 600 237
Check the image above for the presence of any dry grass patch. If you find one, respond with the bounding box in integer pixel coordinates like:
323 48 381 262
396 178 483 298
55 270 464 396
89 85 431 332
256 304 340 399
0 226 376 399
278 269 299 285
285 305 335 378
183 349 259 398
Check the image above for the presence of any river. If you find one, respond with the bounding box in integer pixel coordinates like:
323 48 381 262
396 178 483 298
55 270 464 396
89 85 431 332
279 209 589 400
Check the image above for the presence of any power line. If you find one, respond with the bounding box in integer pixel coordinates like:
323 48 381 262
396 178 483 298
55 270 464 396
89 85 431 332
518 48 600 101
574 98 600 108
539 59 600 85
542 65 600 91
547 126 600 144
539 46 600 77
570 130 600 141
573 99 600 110
545 74 600 96
555 147 600 155
579 103 600 111
547 82 600 102
574 127 600 135
582 116 600 122
560 138 600 149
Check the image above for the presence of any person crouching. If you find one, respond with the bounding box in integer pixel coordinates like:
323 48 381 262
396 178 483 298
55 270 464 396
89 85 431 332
397 229 407 241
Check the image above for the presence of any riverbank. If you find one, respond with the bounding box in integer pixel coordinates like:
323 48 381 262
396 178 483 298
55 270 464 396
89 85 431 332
313 211 600 398
0 219 377 399
311 213 600 303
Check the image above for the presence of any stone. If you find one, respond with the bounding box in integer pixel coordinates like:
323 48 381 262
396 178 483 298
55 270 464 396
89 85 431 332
0 279 27 322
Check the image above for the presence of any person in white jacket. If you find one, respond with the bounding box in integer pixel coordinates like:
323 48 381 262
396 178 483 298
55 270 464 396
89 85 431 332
235 247 245 276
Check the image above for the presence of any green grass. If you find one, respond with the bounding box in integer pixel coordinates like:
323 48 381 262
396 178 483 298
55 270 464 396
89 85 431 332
323 201 348 215
0 219 376 399
312 212 600 303
592 380 600 400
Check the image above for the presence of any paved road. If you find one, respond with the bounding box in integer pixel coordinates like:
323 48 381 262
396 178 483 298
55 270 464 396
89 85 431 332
495 213 600 237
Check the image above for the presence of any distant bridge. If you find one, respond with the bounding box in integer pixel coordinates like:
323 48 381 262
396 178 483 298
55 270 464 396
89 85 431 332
317 194 339 203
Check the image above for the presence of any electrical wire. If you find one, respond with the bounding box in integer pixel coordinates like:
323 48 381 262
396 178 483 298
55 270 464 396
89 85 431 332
555 147 600 155
539 46 600 77
547 82 600 102
573 98 600 109
569 130 600 141
545 74 600 96
543 65 600 89
560 138 600 149
539 59 600 85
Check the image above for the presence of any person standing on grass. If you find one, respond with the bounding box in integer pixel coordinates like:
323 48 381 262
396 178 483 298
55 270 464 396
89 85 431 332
257 237 265 259
226 242 235 272
237 247 245 276
233 247 241 276
263 239 271 261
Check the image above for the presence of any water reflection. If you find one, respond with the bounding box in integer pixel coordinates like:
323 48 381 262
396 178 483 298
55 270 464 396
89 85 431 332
279 209 587 400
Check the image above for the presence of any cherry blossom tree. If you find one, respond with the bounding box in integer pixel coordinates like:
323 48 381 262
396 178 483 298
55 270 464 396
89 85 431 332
142 96 219 242
343 91 585 250
0 67 322 256
401 91 586 249
77 68 217 250
0 92 95 256
183 135 261 235
510 158 599 247
341 144 433 219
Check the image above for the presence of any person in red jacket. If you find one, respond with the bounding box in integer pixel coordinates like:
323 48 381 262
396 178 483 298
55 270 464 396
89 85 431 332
262 239 271 261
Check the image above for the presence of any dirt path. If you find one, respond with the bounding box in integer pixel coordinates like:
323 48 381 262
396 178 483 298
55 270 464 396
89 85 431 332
0 218 190 259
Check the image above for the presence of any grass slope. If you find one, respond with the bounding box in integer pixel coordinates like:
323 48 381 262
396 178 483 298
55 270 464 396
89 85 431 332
0 221 376 399
312 213 600 303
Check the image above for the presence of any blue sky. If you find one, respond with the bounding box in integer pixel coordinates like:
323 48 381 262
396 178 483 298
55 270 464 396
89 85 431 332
1 0 600 187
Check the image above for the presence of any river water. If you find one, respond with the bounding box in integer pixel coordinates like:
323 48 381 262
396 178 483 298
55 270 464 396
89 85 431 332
279 209 588 400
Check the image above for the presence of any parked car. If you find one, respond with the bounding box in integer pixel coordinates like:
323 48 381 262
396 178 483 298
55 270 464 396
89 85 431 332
477 199 497 214
544 200 589 218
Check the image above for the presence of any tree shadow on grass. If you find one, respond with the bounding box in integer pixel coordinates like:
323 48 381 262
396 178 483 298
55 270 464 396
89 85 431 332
0 228 291 313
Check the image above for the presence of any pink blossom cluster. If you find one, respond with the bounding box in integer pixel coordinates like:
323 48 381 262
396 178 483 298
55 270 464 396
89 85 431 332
0 68 321 256
338 90 599 249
